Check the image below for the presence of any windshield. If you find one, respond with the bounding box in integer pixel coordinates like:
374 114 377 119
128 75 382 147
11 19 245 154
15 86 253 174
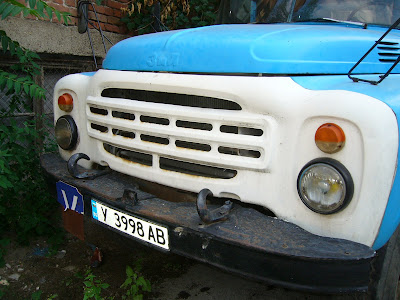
216 0 400 27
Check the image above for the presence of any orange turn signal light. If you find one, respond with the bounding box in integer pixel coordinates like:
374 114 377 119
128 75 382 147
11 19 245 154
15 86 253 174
58 93 73 112
315 123 345 154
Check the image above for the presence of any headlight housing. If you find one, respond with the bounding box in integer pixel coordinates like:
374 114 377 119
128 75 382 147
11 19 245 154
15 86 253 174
297 158 353 214
55 115 78 150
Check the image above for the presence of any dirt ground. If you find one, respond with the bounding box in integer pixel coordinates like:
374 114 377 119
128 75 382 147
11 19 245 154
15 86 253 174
0 222 372 300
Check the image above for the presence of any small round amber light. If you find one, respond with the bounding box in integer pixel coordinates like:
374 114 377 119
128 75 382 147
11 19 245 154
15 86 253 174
58 93 73 112
315 123 345 154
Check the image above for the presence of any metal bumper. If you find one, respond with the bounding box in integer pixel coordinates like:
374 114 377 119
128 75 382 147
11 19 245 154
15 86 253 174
41 153 375 294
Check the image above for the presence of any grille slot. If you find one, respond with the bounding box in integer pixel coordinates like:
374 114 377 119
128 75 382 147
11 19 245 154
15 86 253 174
175 140 211 152
104 144 152 166
112 111 135 120
112 129 135 139
380 59 399 63
176 120 212 131
141 134 169 145
91 123 108 133
103 144 237 179
102 88 242 110
378 41 398 46
379 53 400 57
378 46 400 51
220 125 263 136
141 115 170 125
90 107 108 115
160 157 237 179
218 146 261 158
378 41 400 63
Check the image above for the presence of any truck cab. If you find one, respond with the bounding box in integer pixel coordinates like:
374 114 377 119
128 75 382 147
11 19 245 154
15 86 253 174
41 0 400 297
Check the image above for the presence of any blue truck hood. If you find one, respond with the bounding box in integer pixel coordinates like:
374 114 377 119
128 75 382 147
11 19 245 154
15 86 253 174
103 24 400 74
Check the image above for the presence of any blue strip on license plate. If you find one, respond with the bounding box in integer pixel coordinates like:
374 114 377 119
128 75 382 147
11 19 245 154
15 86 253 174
91 199 169 250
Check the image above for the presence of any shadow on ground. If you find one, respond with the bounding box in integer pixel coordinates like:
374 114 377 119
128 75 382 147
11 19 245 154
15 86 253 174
0 221 368 300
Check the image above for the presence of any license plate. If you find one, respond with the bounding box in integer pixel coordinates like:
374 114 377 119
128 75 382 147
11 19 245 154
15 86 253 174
91 200 169 250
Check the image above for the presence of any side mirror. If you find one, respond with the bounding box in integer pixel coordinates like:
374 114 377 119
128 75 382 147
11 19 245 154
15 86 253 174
77 0 88 34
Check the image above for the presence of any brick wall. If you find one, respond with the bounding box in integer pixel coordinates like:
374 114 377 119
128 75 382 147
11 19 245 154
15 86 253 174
23 0 130 34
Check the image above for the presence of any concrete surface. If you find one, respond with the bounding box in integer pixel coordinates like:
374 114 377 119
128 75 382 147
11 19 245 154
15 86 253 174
0 17 128 58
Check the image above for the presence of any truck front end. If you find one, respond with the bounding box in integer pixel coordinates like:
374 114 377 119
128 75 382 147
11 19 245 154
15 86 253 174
42 0 400 296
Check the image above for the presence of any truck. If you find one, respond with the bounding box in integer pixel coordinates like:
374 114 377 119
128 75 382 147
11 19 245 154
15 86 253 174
40 0 400 298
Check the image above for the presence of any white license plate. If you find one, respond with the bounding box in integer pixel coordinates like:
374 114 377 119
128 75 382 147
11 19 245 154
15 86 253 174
91 199 169 250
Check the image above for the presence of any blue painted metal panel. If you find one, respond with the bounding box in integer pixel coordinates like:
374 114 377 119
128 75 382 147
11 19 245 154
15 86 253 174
80 72 96 76
103 24 400 75
292 75 400 250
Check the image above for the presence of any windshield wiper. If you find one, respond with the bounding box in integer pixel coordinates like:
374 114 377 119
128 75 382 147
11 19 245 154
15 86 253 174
296 18 367 29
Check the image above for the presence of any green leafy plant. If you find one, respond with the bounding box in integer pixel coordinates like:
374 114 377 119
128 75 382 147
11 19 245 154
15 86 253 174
29 290 58 300
83 270 111 300
31 290 42 300
0 0 70 99
0 0 67 246
0 30 45 103
0 238 10 268
0 0 70 24
0 113 63 243
120 265 151 300
121 0 220 35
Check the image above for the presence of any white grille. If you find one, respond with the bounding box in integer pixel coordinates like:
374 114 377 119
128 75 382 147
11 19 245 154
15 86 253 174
86 93 270 177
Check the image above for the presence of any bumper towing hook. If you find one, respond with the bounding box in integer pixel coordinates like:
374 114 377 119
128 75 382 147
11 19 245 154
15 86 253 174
67 153 110 180
196 188 233 224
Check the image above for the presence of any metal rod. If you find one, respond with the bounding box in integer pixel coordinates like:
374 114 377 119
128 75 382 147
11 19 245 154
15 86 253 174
86 26 98 69
348 17 400 85
89 2 108 54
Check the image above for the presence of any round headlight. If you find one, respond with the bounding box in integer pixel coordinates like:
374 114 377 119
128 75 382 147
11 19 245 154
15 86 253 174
55 115 78 150
297 158 353 214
